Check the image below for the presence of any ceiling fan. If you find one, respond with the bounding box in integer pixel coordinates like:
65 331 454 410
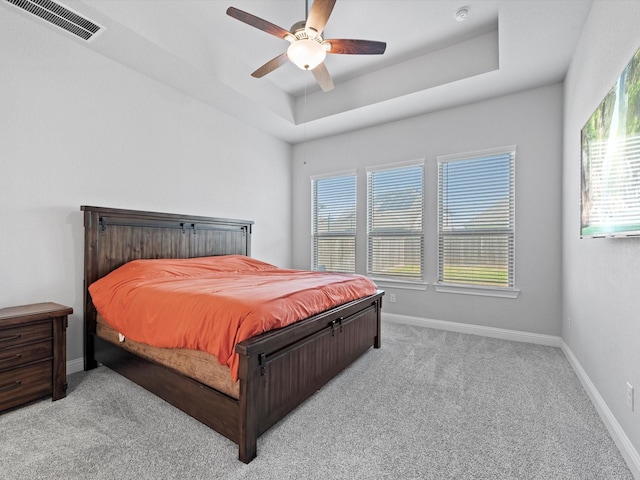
226 0 386 92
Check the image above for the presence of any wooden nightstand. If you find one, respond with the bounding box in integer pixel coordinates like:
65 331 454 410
0 302 71 411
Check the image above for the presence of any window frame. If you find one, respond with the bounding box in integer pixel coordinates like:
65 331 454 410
434 146 520 298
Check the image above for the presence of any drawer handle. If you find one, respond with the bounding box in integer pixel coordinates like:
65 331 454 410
0 353 21 364
0 334 21 343
0 381 22 393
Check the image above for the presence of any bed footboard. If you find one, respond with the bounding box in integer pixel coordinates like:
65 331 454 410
236 291 383 463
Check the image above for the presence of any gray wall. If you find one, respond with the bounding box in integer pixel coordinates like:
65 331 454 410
0 9 293 368
562 0 640 461
292 83 564 336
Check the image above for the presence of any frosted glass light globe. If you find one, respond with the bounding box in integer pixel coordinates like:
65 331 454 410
287 39 326 71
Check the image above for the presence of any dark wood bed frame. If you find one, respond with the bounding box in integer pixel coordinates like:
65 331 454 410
81 206 383 463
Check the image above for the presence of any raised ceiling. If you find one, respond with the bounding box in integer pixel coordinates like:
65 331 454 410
3 0 594 143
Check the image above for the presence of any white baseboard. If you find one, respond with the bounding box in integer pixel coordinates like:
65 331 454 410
383 313 562 347
561 341 640 479
67 357 84 375
382 312 639 479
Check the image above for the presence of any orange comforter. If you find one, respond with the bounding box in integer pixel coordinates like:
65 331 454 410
89 255 377 381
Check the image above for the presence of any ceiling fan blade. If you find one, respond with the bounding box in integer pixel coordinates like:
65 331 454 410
324 39 387 55
312 62 334 92
226 7 291 40
306 0 336 36
251 52 289 78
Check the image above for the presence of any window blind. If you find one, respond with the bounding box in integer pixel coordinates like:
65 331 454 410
437 149 515 288
367 162 424 280
311 173 356 273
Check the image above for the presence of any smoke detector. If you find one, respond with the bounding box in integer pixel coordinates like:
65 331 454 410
455 6 470 22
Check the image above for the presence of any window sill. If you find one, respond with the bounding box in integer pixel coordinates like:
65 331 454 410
433 283 520 299
370 278 428 291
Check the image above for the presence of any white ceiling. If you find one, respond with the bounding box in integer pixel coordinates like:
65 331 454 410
5 0 594 143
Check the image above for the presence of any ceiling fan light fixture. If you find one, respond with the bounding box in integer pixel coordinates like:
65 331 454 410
305 26 319 39
226 1 386 92
287 39 326 70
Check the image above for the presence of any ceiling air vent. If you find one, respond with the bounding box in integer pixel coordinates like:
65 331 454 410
5 0 103 41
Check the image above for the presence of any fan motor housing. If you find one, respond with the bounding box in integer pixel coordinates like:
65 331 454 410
290 20 307 33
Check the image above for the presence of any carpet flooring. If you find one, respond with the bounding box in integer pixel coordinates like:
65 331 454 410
0 321 634 479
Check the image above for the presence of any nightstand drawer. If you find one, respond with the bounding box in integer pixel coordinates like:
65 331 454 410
0 340 52 371
0 323 52 349
0 361 52 409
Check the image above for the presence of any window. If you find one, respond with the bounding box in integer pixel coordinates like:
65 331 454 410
311 172 356 273
366 161 424 281
436 146 516 295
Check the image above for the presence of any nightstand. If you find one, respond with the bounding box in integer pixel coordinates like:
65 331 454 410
0 302 72 411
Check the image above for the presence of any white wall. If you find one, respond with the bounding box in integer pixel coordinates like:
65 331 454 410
292 83 563 336
0 11 292 367
563 0 640 466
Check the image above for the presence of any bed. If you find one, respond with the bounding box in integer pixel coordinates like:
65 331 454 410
81 205 384 463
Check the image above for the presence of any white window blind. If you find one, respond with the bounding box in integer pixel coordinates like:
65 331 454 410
311 173 356 273
437 147 515 288
367 162 424 281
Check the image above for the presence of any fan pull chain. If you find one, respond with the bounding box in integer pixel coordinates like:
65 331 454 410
304 76 308 143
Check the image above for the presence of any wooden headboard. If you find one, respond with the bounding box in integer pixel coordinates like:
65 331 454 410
81 205 254 369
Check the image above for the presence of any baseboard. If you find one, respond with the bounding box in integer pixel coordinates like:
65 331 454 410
382 313 562 347
67 357 84 375
561 341 640 479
